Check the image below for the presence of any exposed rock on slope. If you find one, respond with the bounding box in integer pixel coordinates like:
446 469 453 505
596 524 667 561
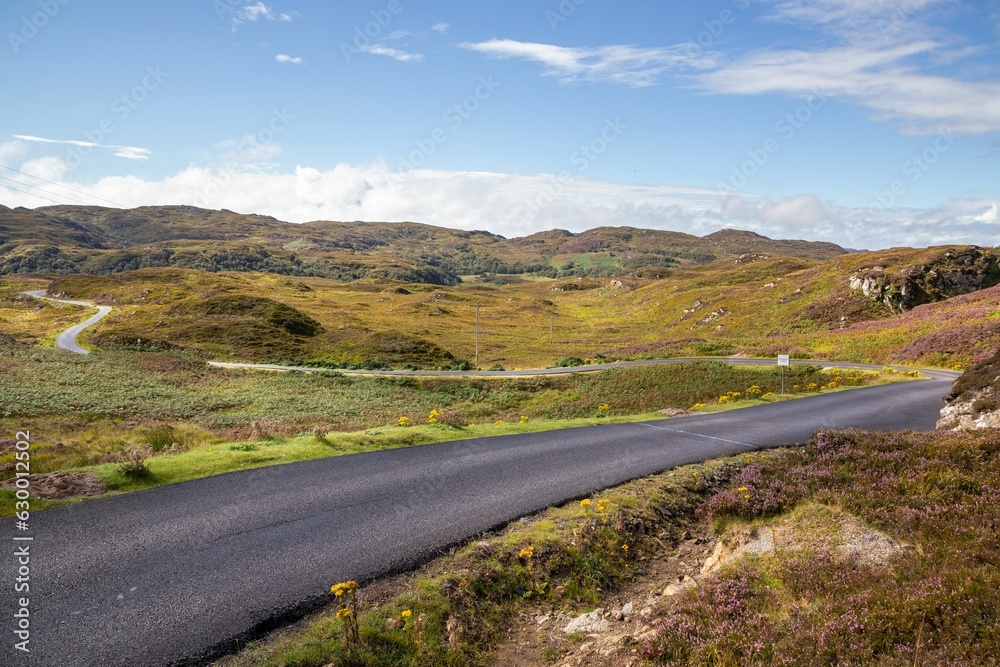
850 248 1000 312
938 348 1000 430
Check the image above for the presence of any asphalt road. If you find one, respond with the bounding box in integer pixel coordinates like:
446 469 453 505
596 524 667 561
23 291 113 355
209 357 936 378
1 369 958 667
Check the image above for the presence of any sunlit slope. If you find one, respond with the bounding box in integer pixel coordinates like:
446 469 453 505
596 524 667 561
9 240 993 368
1 205 847 283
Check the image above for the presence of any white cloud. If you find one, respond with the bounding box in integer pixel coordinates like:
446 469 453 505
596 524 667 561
275 53 303 65
765 0 952 28
240 2 273 21
0 139 28 164
12 134 152 160
692 0 1000 134
0 157 994 250
695 40 1000 134
461 39 713 87
431 22 450 35
360 44 424 63
461 4 1000 134
227 2 297 30
974 203 998 223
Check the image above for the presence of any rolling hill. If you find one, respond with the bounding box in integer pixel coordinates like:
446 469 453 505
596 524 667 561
0 204 847 283
2 205 997 368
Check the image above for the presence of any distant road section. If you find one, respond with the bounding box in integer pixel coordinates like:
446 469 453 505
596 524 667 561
24 290 113 354
209 357 953 379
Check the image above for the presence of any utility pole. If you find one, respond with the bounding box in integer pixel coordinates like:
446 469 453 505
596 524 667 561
475 303 480 368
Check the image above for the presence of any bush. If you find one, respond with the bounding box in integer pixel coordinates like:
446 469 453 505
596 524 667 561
116 446 152 478
555 356 585 368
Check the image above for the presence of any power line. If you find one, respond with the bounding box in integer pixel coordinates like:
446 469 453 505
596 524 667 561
0 163 123 207
0 180 65 205
0 174 98 207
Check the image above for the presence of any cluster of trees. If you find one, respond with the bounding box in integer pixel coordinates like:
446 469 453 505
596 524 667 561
0 243 687 285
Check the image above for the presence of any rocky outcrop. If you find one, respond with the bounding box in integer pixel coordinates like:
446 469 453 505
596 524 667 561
850 248 1000 312
938 349 1000 430
938 395 1000 430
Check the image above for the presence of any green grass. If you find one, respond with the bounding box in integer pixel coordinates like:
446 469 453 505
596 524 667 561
2 339 895 477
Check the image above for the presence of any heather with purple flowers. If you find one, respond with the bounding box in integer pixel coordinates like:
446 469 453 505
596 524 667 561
698 462 798 523
643 427 1000 665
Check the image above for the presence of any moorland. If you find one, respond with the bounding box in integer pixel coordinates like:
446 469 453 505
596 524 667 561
2 205 999 666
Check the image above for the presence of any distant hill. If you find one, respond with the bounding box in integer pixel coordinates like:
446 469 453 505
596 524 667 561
0 205 847 284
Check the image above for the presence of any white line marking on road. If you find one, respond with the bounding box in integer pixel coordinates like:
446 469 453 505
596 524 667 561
637 423 758 450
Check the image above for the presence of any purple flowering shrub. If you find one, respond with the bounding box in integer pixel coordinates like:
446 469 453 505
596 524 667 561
698 462 798 523
643 427 1000 665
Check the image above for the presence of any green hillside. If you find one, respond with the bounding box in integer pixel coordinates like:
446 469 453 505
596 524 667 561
0 205 847 283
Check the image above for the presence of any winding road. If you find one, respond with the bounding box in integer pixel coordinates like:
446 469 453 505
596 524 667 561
24 290 113 355
4 292 960 667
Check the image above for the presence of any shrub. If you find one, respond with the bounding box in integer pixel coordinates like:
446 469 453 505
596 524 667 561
555 356 585 368
116 446 152 478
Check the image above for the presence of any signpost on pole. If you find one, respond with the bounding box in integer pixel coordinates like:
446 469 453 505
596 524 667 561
778 354 790 394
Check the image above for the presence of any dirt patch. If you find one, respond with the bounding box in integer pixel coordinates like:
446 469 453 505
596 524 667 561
487 507 905 667
1 471 109 499
658 408 696 418
486 528 717 667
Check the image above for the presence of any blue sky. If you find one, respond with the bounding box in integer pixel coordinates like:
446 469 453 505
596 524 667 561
1 0 998 248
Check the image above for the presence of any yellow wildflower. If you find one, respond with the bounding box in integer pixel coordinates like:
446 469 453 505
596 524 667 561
580 499 592 509
330 580 359 597
519 545 534 559
401 609 412 619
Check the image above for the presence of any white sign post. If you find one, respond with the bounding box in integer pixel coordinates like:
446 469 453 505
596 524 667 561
777 354 790 394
